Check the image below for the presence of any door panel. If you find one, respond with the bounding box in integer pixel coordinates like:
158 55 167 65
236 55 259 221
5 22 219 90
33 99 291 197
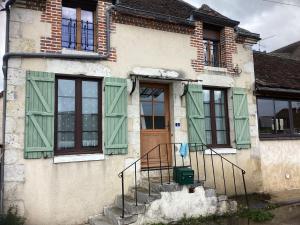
140 83 171 169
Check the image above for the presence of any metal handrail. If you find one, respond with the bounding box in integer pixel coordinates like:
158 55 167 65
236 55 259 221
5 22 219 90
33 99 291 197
118 142 249 218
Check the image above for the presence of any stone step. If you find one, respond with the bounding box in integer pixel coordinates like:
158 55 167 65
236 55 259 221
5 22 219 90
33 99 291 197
104 207 138 225
115 195 146 215
150 182 182 193
89 215 112 225
129 187 161 204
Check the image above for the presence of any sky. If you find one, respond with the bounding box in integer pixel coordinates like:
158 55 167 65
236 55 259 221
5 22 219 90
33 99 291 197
184 0 300 51
0 0 300 90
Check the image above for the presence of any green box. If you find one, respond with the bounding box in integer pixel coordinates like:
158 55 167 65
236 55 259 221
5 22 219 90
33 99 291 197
173 167 194 185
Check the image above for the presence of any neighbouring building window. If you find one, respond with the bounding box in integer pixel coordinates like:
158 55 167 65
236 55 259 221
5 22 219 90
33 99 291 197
62 2 95 51
55 77 102 154
203 88 230 147
257 98 300 138
203 28 221 67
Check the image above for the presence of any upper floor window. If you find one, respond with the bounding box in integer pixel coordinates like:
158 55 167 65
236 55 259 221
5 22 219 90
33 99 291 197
203 28 221 67
204 88 230 147
62 2 95 52
257 98 300 139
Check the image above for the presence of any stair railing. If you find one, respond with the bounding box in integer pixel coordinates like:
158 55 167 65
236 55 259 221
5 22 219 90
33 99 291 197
118 143 248 218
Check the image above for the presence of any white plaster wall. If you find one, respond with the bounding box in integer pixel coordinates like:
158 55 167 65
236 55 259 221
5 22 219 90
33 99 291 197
259 140 300 192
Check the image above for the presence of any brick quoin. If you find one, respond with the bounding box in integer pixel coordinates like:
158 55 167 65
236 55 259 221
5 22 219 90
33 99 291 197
190 21 204 73
41 0 62 53
220 27 237 74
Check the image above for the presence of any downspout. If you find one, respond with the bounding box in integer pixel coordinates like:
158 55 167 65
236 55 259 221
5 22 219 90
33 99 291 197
1 1 115 213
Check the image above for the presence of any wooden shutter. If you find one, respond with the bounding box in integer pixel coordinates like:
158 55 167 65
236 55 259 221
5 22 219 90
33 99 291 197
25 71 55 159
233 88 251 149
186 84 206 145
104 77 128 155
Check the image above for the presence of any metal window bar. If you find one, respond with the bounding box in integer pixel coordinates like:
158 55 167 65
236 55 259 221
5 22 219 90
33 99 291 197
62 18 95 52
204 41 222 68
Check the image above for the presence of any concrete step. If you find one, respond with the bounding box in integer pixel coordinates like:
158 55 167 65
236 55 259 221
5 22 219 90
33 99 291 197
89 215 112 225
104 207 138 225
115 195 146 215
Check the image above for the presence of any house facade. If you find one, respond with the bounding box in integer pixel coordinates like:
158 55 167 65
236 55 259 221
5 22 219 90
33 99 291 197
2 0 297 225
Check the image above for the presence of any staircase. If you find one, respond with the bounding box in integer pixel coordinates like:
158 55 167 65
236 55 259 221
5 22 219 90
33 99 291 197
88 143 248 225
89 180 238 225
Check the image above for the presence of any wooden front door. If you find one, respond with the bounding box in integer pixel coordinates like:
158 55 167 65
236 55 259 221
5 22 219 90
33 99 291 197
140 83 172 169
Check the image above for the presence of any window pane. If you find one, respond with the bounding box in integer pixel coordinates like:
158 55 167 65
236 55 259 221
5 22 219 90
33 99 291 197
154 117 165 129
154 102 164 116
62 7 77 49
141 116 153 129
214 90 224 103
215 104 225 117
217 131 226 145
140 87 152 101
81 10 94 51
292 101 300 134
141 102 152 116
153 89 164 102
203 90 210 103
275 100 290 134
82 81 98 148
206 131 212 145
257 99 275 134
57 79 75 149
216 117 226 130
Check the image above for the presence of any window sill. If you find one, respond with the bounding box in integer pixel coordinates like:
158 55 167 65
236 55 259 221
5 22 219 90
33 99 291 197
204 66 228 73
53 153 105 164
62 48 98 56
259 136 300 141
204 148 237 155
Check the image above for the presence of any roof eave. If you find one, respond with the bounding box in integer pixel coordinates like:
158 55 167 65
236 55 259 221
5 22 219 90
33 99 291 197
192 11 240 28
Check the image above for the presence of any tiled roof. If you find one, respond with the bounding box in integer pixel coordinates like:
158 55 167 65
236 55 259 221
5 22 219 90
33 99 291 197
235 27 260 40
272 41 300 60
118 0 195 19
117 0 239 27
254 52 300 90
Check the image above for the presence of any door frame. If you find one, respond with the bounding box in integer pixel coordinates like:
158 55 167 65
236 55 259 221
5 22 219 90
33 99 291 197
139 82 172 169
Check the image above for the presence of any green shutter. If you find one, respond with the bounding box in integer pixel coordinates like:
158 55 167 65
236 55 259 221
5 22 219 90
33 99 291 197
25 71 55 159
104 77 128 155
186 84 206 145
233 88 251 149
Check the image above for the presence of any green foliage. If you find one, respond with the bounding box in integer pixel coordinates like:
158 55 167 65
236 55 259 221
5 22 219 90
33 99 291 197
0 206 26 225
239 208 274 222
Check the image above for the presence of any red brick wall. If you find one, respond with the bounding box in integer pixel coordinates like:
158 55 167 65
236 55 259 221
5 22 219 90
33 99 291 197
38 0 236 69
41 0 62 53
190 21 204 73
220 27 237 74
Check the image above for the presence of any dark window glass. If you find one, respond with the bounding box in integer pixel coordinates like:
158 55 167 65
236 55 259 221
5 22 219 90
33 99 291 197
257 99 274 134
257 98 300 138
57 79 75 149
62 7 77 49
204 88 229 147
82 81 99 148
62 6 95 51
275 100 290 134
56 78 101 154
292 101 300 134
204 40 220 67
